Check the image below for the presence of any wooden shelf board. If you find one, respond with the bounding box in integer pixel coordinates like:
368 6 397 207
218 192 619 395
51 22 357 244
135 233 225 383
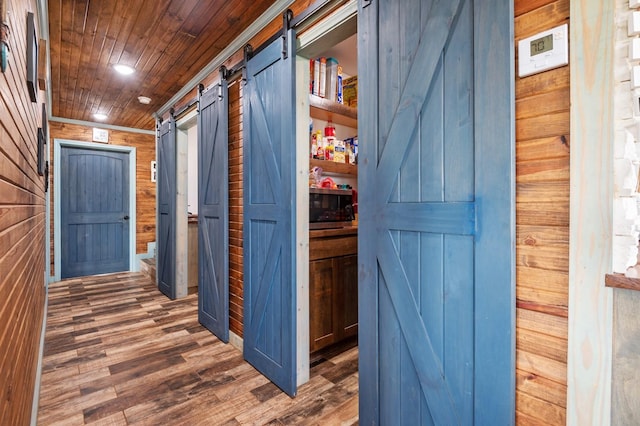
309 94 357 128
310 158 357 175
605 273 640 292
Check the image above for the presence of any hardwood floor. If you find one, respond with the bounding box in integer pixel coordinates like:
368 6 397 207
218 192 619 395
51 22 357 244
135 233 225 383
37 272 359 425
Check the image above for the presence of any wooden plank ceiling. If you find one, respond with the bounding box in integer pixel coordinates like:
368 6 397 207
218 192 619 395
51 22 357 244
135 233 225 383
48 0 276 130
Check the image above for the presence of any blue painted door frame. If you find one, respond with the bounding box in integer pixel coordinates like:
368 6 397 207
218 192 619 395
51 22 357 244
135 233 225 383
197 81 230 342
157 117 177 299
358 0 515 424
242 26 298 397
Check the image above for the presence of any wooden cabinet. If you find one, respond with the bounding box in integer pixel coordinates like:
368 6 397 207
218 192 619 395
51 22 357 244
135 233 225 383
309 231 358 352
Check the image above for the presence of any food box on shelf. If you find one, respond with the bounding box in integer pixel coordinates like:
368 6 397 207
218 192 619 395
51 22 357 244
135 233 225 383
342 75 357 107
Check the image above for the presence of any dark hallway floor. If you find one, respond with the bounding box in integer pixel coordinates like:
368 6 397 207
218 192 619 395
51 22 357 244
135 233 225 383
37 272 359 425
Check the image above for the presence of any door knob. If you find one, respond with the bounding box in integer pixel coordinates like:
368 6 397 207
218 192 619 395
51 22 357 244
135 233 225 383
123 215 130 220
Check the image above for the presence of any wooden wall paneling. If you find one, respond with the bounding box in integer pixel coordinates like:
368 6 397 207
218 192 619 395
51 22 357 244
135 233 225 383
516 369 567 408
516 88 570 120
515 0 561 19
514 0 570 422
567 0 615 423
516 390 567 425
516 67 571 100
0 1 47 423
516 112 570 142
514 0 569 40
516 135 570 163
47 122 156 276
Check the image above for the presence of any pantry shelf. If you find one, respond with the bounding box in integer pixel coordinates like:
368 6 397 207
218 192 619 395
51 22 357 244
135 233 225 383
310 158 357 176
309 94 358 129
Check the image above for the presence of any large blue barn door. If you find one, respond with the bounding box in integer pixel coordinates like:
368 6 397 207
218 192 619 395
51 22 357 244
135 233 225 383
359 0 514 424
157 117 177 299
242 19 297 396
197 79 229 342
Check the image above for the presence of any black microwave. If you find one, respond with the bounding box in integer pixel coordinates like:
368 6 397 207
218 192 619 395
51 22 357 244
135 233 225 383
309 188 354 229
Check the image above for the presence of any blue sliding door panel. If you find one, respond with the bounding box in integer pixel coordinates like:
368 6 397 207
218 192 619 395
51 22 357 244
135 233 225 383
157 118 177 299
61 147 130 279
358 0 515 424
243 28 297 397
198 82 230 342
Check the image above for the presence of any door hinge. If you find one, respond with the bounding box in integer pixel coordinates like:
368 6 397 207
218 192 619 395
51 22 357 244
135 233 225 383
363 0 373 8
282 9 293 60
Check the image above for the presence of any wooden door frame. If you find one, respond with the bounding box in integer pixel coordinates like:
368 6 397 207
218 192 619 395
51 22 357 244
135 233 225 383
293 0 358 390
174 109 197 299
567 0 614 423
53 139 137 282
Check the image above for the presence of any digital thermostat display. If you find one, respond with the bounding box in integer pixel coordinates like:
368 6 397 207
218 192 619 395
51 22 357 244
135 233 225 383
518 24 568 78
530 34 553 57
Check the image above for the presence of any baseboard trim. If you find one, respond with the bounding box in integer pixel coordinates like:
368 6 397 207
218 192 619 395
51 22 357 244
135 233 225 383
30 287 48 425
229 331 243 352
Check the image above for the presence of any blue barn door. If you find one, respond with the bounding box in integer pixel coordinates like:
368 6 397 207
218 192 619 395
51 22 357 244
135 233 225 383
197 80 229 342
243 22 297 396
359 0 514 424
60 147 130 279
157 117 177 299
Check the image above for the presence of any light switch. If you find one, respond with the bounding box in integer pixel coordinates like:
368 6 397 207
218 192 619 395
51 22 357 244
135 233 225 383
629 11 640 36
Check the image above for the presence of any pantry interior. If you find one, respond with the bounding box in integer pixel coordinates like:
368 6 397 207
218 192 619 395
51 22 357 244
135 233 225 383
296 5 359 369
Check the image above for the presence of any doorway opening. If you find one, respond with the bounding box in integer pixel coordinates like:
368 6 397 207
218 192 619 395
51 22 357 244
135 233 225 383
176 109 199 298
295 0 359 388
53 139 137 282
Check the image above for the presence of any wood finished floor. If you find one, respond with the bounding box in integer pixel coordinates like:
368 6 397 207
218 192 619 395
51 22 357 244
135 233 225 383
37 272 359 425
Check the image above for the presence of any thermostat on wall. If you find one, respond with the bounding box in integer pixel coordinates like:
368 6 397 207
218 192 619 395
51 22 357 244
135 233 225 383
518 24 568 78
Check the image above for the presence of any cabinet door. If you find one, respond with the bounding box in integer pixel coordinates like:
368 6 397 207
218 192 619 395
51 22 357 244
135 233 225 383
337 254 358 338
309 258 336 352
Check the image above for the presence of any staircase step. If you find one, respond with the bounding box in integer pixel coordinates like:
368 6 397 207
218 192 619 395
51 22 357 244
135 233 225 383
140 258 156 284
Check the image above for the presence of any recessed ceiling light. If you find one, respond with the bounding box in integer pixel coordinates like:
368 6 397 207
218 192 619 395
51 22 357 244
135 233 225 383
93 113 108 120
138 96 151 104
113 64 135 75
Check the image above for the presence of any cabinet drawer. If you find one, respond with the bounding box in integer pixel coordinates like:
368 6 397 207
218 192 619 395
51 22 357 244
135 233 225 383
309 235 357 261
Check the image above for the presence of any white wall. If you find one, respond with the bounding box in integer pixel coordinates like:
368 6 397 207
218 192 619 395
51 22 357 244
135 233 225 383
613 0 640 274
187 125 198 215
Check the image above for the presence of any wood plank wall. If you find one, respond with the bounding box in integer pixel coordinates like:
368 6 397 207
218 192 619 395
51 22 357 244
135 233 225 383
48 122 156 276
0 0 47 424
514 0 570 424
